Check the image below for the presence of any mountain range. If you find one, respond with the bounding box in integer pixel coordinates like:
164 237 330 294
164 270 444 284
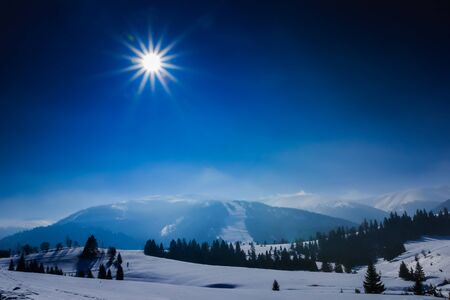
373 185 450 215
0 200 355 250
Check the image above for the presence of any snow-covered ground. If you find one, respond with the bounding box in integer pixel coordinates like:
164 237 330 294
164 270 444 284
0 237 449 299
373 236 450 287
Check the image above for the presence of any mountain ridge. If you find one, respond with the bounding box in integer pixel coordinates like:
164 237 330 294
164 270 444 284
0 199 355 249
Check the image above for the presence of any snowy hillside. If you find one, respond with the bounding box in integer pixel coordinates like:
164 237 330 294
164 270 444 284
1 236 449 299
374 186 450 214
373 237 450 287
0 269 432 300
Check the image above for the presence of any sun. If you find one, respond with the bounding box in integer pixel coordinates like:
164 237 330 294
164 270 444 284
122 33 179 94
141 53 161 72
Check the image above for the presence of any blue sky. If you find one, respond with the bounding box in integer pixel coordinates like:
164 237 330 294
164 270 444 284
1 0 450 225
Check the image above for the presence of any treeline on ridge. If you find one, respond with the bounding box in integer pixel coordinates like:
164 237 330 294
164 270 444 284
144 238 319 271
144 208 450 271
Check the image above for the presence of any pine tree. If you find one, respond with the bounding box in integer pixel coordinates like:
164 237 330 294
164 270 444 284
414 261 425 282
76 269 85 277
334 263 344 273
363 262 385 294
321 260 333 272
106 269 112 280
98 264 107 279
272 279 280 291
413 278 424 295
117 253 123 265
8 259 14 271
87 269 94 278
116 264 124 280
16 253 26 272
80 235 98 259
398 261 411 280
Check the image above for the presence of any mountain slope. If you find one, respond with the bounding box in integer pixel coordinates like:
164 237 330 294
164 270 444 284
0 200 354 249
305 201 388 224
433 199 450 213
374 186 450 214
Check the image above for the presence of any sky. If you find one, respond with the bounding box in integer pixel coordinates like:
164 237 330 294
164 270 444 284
1 0 450 226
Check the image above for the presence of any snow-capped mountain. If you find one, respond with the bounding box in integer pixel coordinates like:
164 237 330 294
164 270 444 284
262 193 388 224
0 199 354 249
307 201 389 224
373 186 450 214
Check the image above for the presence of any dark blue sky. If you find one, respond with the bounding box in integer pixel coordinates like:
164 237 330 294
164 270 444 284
1 0 450 224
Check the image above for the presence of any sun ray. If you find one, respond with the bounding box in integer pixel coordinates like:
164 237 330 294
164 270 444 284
155 71 171 95
130 68 147 82
122 32 179 94
160 62 181 70
160 68 177 83
138 71 150 94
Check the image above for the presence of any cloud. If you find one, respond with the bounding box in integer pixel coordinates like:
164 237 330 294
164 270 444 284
0 218 52 228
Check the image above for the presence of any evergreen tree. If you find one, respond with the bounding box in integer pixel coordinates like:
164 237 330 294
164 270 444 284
8 259 14 271
398 261 411 280
76 269 85 277
363 262 385 294
321 260 333 272
413 278 424 295
116 264 124 280
16 253 26 272
80 235 98 259
272 279 280 291
87 269 94 278
38 263 45 273
117 253 123 265
334 263 344 273
106 269 112 280
98 264 107 279
414 261 425 282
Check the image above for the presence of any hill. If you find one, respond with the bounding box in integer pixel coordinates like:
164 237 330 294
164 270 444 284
1 236 449 299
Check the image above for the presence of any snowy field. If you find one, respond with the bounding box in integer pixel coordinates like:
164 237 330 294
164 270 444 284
0 237 449 299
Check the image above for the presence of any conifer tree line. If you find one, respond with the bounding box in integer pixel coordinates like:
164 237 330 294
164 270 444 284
144 208 450 272
8 253 63 276
144 238 319 271
315 208 450 270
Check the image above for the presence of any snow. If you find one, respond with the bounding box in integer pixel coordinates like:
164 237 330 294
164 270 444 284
0 270 431 300
161 218 184 237
373 186 450 212
373 236 450 287
0 237 449 299
218 201 253 243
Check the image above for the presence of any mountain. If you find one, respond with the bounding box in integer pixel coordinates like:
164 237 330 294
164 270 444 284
0 199 354 249
433 199 450 213
373 186 450 214
0 227 25 240
307 201 389 224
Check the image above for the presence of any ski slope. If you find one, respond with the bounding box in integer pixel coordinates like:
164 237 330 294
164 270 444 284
0 237 449 299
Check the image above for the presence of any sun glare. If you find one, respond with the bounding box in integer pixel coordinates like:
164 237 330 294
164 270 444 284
122 33 179 94
141 53 161 72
